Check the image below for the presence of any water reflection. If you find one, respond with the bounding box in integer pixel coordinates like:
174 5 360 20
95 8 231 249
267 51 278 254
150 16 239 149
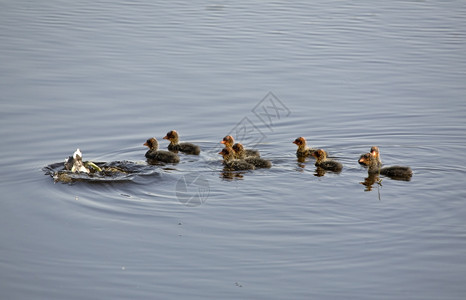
297 156 307 164
293 156 306 172
360 168 412 193
314 166 327 177
296 157 343 177
219 169 246 181
360 171 383 192
146 158 178 170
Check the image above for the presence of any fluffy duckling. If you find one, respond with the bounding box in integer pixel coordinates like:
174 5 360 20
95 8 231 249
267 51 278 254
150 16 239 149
220 135 235 147
144 138 180 163
232 143 271 168
218 147 255 171
359 146 382 167
163 130 200 155
221 135 260 157
311 149 343 172
370 146 382 165
292 137 315 158
358 148 412 180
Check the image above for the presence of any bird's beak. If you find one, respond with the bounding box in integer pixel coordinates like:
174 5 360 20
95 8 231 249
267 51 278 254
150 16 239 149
143 142 148 147
292 141 297 144
163 136 168 140
220 140 226 144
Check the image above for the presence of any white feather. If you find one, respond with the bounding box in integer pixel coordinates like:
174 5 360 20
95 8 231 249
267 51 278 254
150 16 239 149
73 148 82 159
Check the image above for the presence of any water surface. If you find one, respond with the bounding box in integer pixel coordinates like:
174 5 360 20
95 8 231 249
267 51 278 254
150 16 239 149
1 1 466 299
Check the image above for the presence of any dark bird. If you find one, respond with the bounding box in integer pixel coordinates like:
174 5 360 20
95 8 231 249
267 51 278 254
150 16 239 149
163 130 200 155
311 149 343 172
358 147 412 180
221 135 260 157
292 137 316 158
144 137 180 163
218 147 255 171
232 143 271 168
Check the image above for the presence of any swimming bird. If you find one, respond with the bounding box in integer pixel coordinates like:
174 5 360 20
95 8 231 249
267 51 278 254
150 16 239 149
65 149 90 173
359 146 382 167
292 137 315 158
311 149 343 172
144 137 180 163
218 147 255 171
221 135 260 157
163 130 200 155
232 143 271 168
358 147 412 180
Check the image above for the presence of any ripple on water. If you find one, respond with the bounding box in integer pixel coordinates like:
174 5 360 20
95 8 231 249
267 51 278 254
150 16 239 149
43 160 160 184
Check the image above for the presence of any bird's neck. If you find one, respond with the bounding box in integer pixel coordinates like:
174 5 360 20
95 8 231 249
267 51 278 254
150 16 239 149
298 144 308 152
169 137 179 145
315 156 326 163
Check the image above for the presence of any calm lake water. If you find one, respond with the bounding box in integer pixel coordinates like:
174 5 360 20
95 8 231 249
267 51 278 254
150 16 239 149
1 0 466 299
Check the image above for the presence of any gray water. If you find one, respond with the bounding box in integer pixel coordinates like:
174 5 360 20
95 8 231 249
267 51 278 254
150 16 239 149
1 0 466 299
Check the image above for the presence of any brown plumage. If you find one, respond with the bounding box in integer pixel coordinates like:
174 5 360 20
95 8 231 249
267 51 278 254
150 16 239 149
221 135 260 157
358 147 412 180
232 143 271 168
311 149 343 172
292 137 315 158
163 130 200 155
218 147 255 171
358 146 383 167
144 138 180 163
